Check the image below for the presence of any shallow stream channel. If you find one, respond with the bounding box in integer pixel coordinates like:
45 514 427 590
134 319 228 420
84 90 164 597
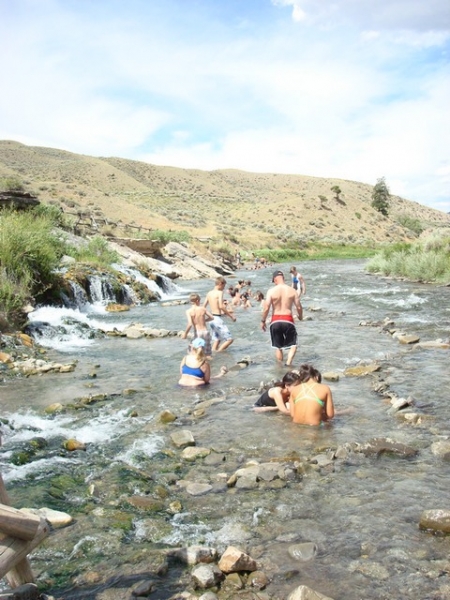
1 259 449 599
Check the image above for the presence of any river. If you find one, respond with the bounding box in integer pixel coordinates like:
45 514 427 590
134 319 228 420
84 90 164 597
1 259 449 600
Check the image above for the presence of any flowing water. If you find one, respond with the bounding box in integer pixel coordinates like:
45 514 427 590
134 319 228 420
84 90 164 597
1 260 449 599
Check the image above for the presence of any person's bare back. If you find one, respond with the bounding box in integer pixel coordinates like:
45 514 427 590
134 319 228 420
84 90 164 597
205 288 223 315
266 283 301 317
188 305 212 331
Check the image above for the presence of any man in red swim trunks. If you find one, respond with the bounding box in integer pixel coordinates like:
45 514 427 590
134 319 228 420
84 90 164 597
261 270 303 366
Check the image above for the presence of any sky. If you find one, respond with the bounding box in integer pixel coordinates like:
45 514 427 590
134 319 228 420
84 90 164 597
1 0 449 213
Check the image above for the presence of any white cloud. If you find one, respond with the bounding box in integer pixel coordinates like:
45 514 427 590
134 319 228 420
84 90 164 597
0 0 448 213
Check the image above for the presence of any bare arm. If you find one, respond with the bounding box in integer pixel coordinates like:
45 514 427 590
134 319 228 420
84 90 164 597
299 274 306 295
219 291 236 321
270 388 290 415
204 309 214 323
179 356 186 374
324 387 335 421
201 361 211 384
260 293 272 331
181 311 194 339
294 295 303 321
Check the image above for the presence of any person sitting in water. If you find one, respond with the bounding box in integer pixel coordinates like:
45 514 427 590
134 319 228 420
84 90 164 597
178 338 227 387
253 373 298 415
283 364 334 426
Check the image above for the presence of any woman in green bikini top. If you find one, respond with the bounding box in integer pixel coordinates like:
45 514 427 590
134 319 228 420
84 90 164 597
282 364 334 426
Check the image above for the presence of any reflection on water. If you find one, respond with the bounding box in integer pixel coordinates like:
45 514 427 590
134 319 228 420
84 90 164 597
1 259 449 599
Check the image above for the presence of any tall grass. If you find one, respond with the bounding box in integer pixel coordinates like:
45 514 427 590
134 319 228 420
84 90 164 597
0 209 66 323
69 236 119 266
140 229 191 244
255 243 378 262
366 233 450 282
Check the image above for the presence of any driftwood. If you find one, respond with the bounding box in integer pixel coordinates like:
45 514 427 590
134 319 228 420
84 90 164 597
0 474 50 588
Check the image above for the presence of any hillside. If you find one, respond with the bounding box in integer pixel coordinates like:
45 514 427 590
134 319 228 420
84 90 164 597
1 140 449 250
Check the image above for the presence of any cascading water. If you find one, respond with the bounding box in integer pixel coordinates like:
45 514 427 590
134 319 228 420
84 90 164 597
87 275 117 305
113 263 185 300
23 265 181 351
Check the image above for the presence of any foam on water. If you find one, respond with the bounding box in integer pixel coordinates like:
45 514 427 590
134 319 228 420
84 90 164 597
376 293 427 308
114 435 165 468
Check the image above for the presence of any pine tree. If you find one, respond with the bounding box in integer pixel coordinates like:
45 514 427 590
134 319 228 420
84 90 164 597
371 177 390 216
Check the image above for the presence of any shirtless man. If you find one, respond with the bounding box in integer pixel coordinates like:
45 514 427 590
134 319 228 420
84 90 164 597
204 276 237 352
181 293 214 358
261 270 303 366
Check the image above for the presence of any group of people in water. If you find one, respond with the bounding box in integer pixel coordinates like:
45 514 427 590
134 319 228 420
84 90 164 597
178 267 335 426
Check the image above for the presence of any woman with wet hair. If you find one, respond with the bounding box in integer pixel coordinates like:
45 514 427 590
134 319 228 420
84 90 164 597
283 364 334 426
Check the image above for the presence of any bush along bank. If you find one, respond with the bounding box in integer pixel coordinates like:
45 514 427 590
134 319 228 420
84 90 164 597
366 231 450 284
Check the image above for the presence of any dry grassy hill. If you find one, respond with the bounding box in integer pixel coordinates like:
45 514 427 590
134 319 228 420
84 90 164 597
1 139 449 251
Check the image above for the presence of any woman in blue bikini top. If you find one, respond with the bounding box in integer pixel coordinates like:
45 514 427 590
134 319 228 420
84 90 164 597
178 338 211 387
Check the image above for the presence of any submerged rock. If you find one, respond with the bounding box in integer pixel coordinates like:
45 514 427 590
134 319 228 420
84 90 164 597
420 509 450 533
344 363 380 376
361 438 419 459
287 585 335 600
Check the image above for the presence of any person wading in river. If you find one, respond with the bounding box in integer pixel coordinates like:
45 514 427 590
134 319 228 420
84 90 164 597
204 276 237 352
261 270 303 366
181 293 214 358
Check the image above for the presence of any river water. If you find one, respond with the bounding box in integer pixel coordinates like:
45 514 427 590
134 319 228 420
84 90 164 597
1 260 449 599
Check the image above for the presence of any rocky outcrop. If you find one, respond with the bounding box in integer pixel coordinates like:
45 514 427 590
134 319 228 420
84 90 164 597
108 239 233 280
0 190 40 210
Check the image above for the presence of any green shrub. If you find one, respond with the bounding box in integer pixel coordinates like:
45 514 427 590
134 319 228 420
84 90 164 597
0 209 66 324
395 213 424 236
69 236 119 266
140 229 191 244
366 233 450 282
0 176 25 192
32 203 70 229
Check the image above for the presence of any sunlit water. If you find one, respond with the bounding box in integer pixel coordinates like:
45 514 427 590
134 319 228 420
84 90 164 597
1 260 449 599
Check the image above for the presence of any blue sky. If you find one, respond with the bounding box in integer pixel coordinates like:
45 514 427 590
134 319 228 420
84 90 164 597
1 0 449 212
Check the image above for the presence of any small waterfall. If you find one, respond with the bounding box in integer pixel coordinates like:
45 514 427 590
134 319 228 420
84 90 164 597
88 276 117 305
61 281 90 311
112 264 184 300
25 306 111 350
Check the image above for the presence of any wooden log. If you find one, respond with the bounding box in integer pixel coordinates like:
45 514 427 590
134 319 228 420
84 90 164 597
0 505 41 541
0 518 50 583
0 473 35 586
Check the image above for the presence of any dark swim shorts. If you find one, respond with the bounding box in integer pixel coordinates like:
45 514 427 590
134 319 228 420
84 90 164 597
269 320 297 349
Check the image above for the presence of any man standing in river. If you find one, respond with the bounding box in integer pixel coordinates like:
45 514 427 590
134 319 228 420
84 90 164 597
204 276 237 352
261 270 303 366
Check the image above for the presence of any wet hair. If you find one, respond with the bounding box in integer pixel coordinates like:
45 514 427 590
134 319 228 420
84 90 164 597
290 266 297 273
282 371 302 386
255 291 264 301
189 293 200 303
216 276 226 285
297 363 322 383
190 345 206 361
